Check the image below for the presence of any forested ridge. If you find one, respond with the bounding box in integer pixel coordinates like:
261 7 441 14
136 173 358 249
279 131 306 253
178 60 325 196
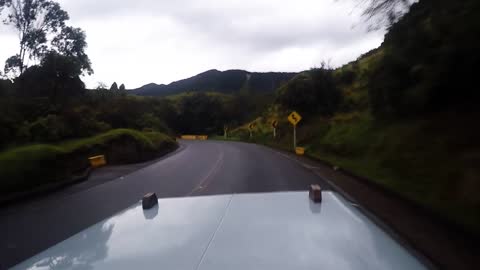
131 69 297 96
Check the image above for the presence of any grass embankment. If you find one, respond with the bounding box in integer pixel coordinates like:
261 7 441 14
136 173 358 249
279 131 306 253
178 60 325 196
0 129 177 197
229 112 480 236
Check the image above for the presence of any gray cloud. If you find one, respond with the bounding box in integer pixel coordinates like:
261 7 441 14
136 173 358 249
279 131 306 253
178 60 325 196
1 0 384 88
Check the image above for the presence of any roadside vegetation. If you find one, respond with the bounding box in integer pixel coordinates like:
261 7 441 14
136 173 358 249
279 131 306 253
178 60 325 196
0 129 176 197
227 0 480 235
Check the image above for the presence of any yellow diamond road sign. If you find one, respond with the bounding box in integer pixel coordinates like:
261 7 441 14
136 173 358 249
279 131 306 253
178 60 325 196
288 111 302 126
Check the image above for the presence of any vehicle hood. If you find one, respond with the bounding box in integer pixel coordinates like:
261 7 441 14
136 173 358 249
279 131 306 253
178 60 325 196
12 191 427 270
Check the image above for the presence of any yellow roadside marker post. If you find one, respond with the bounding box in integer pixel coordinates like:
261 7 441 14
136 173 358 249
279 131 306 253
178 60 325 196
287 111 302 150
89 155 106 168
295 147 305 155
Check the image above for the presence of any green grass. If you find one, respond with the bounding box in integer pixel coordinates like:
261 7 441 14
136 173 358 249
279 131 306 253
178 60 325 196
60 129 155 152
166 91 234 101
232 109 480 236
0 129 177 197
0 145 69 195
306 115 480 235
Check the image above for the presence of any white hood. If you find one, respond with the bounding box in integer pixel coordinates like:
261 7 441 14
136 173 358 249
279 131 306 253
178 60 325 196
11 191 428 270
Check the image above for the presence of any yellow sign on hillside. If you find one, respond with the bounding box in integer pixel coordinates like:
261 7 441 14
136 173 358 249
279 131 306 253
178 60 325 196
288 111 302 126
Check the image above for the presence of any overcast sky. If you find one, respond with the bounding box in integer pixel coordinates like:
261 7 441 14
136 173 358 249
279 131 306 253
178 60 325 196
0 0 385 89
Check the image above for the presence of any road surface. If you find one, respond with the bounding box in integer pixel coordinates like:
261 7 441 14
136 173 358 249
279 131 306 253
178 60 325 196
0 140 331 269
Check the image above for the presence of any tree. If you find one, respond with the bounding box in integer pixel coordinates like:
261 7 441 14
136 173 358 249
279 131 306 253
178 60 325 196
1 0 69 75
15 51 86 101
96 82 107 90
175 93 224 134
51 26 93 75
4 55 22 77
110 82 118 91
276 67 341 116
367 0 480 117
355 0 415 28
119 84 126 91
0 78 13 96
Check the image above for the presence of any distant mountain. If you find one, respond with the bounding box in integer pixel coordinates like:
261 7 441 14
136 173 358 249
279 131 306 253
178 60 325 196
130 69 298 96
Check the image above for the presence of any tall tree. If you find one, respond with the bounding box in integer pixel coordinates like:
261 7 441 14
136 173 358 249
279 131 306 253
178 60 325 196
110 82 118 91
15 51 86 100
119 84 126 91
51 26 93 75
1 0 69 75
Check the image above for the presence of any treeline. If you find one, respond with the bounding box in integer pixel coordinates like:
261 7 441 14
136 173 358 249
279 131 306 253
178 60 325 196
0 0 276 149
0 76 269 149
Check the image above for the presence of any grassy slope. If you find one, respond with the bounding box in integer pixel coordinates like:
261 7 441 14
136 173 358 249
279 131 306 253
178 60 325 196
165 91 235 102
0 129 177 196
229 50 480 235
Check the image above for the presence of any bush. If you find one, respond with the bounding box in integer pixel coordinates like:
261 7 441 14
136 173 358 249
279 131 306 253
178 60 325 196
20 115 70 142
335 69 356 85
368 0 480 117
137 113 170 134
276 68 341 116
62 106 111 137
0 145 69 195
0 129 178 197
0 79 13 97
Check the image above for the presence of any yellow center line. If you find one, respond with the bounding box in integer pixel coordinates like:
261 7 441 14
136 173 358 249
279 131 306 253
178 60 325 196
186 147 225 196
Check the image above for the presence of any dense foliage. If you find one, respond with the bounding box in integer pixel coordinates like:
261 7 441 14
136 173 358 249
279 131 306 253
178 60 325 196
276 68 341 116
369 0 480 117
0 129 177 196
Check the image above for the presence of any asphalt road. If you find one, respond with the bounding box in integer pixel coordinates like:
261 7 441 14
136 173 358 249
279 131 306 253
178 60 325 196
0 140 330 269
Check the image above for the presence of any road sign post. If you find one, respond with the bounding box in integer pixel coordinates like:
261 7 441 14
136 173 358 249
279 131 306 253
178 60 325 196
287 111 302 150
271 120 278 139
293 124 296 149
249 123 256 139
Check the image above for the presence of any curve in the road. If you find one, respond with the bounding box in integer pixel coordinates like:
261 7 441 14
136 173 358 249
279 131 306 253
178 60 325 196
0 140 329 269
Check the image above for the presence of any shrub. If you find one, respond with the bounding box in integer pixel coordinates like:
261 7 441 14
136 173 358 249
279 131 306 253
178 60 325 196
23 115 70 142
0 129 178 197
276 68 341 116
0 145 69 195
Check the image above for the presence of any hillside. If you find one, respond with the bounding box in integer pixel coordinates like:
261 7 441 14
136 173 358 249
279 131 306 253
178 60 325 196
130 69 297 96
227 0 480 236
